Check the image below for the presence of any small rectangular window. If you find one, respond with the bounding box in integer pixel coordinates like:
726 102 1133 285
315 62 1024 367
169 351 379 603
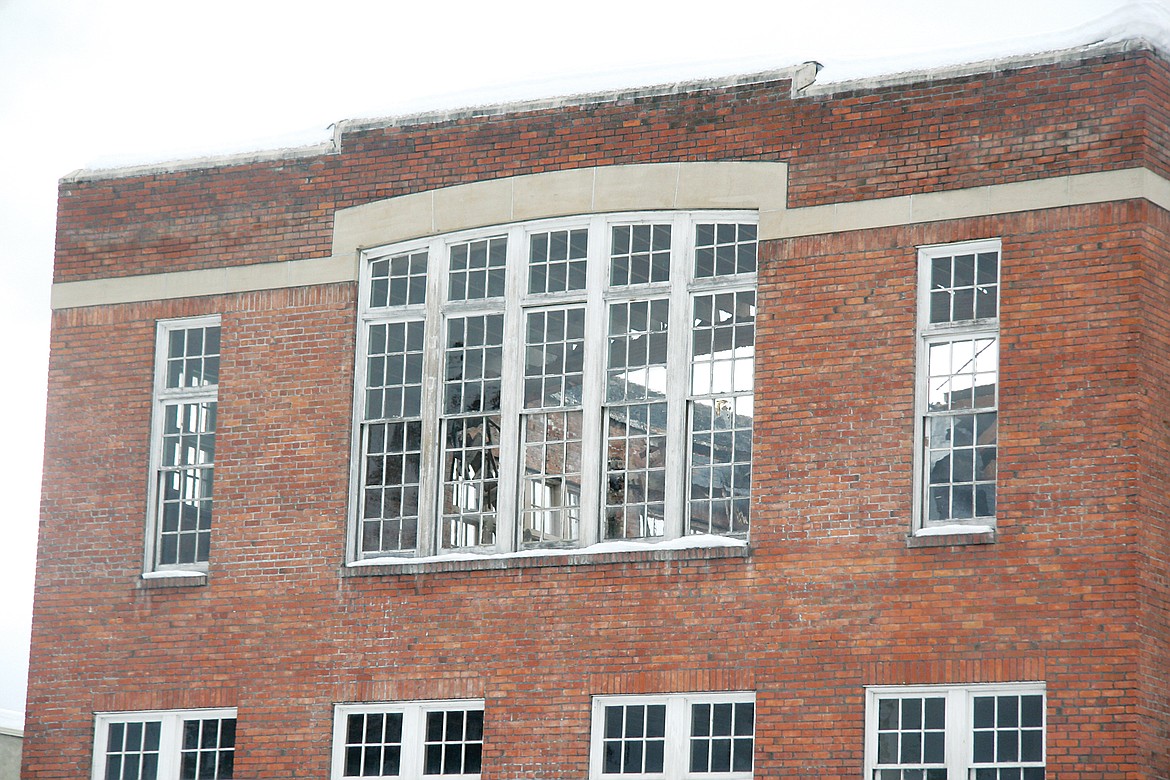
915 241 1000 533
590 692 755 779
865 684 1044 779
93 708 236 780
332 701 484 780
147 317 221 572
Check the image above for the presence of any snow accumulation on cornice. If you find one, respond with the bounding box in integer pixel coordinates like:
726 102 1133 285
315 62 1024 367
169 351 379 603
65 1 1169 183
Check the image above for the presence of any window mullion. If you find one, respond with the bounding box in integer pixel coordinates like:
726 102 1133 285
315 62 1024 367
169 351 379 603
416 238 447 556
663 214 693 539
401 707 421 780
495 226 527 552
579 216 608 547
947 689 967 779
666 697 687 778
156 713 179 780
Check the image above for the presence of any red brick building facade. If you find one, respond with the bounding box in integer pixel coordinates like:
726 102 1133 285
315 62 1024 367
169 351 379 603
26 38 1170 779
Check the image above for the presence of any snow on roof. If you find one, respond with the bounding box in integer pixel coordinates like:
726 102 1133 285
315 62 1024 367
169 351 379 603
69 1 1169 181
0 708 23 736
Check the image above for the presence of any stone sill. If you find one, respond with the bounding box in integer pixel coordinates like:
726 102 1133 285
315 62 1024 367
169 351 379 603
138 570 208 588
341 541 750 577
906 528 997 548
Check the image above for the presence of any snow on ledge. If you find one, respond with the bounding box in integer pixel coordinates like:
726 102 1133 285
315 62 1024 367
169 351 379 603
913 524 995 538
141 569 207 579
0 708 22 735
349 534 748 568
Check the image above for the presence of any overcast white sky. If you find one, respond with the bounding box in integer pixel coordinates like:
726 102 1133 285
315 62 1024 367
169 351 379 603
0 0 1163 722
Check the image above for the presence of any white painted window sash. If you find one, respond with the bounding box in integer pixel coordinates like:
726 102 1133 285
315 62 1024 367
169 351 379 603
864 683 1045 778
330 699 485 780
912 239 1001 534
145 314 221 574
91 707 237 780
352 212 756 560
588 691 756 780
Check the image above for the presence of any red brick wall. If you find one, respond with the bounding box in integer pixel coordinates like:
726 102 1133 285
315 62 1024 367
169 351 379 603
27 46 1170 780
1138 202 1170 778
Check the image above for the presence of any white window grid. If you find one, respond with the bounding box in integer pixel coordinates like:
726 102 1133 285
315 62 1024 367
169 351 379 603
350 211 756 560
331 700 485 780
589 692 755 780
913 240 1000 532
864 683 1045 780
92 708 237 780
145 315 221 573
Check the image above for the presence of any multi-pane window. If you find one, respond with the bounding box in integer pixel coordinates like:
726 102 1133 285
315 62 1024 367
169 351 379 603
353 212 756 559
865 684 1044 779
590 693 755 780
915 240 1000 530
148 317 221 571
332 701 484 780
92 709 236 780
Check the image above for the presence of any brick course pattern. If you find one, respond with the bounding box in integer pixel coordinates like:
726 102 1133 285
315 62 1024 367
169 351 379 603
27 44 1170 778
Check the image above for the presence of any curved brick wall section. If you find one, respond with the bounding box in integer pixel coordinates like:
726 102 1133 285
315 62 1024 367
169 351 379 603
54 50 1162 284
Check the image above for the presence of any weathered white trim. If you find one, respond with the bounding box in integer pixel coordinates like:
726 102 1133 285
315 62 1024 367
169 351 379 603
768 167 1170 238
50 253 355 309
49 165 1170 310
331 161 787 257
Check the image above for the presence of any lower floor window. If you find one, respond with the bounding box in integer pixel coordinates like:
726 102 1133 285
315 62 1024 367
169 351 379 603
92 708 236 780
332 700 484 780
865 683 1045 779
590 692 755 779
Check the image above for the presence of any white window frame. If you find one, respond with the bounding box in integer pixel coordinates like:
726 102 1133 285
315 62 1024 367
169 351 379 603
912 239 1000 535
588 691 755 780
349 211 757 561
330 699 486 780
144 315 222 574
864 682 1045 779
91 707 237 780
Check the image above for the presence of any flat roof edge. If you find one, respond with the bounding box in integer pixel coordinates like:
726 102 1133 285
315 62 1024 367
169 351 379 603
58 35 1167 184
801 37 1168 98
61 139 340 184
334 66 807 135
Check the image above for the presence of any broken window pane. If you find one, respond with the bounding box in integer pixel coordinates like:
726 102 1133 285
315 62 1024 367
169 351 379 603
926 411 997 522
157 401 216 566
440 414 500 548
691 291 755 395
689 396 753 535
607 300 669 403
524 308 585 409
444 315 504 414
927 337 997 412
520 410 582 545
605 403 667 539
